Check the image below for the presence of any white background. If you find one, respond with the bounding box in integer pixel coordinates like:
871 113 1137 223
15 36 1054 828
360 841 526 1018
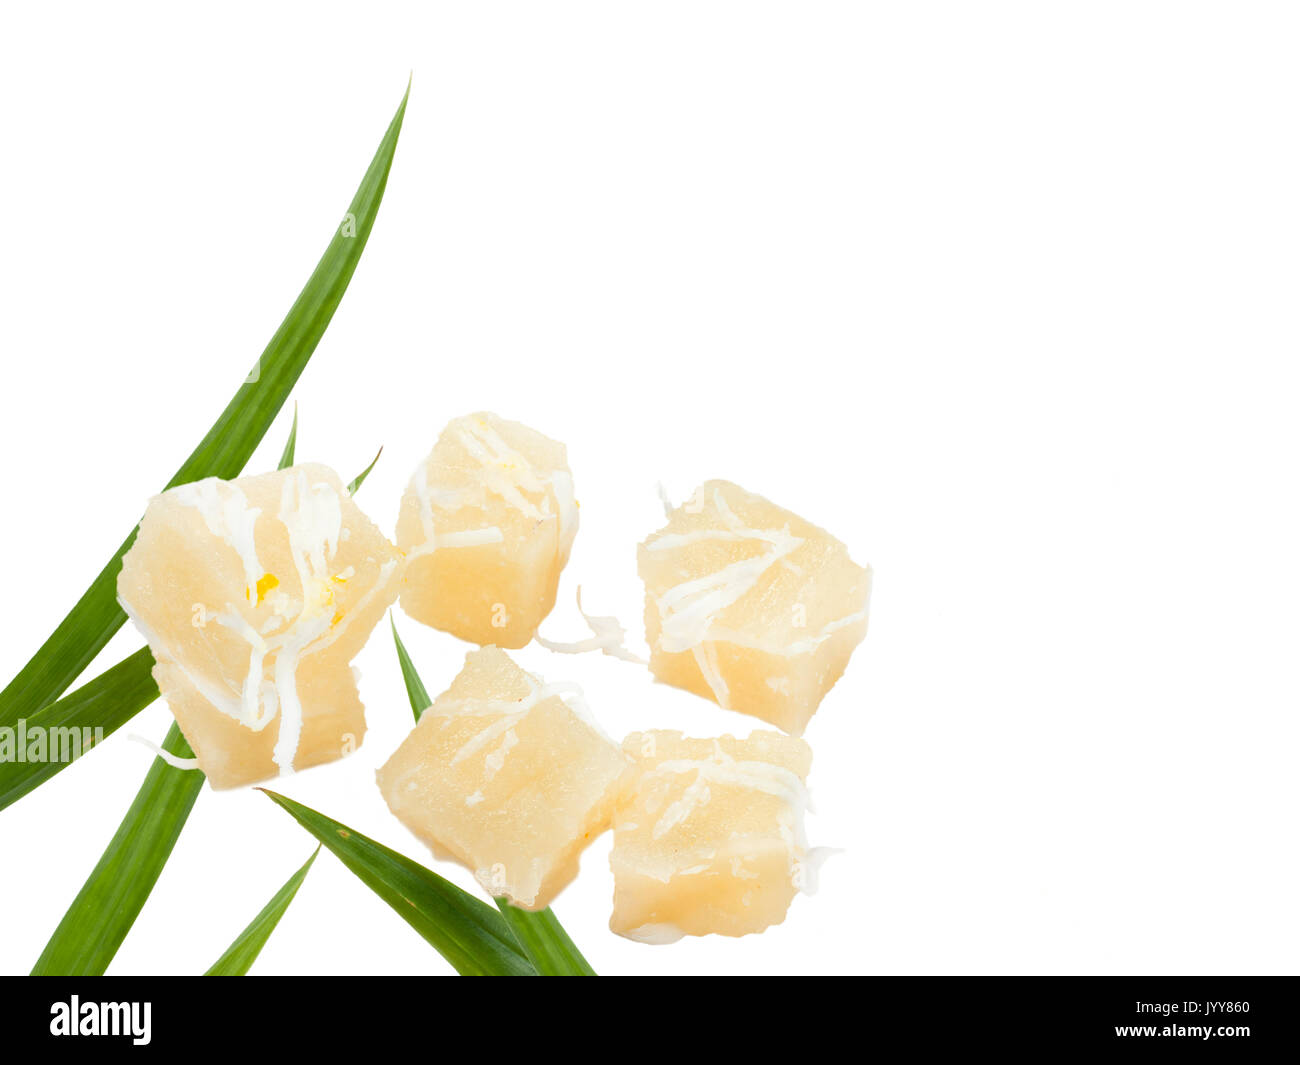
1 2 1297 977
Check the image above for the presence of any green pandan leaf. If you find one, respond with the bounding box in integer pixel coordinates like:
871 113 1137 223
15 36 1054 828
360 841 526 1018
30 78 411 976
32 721 204 975
0 646 157 814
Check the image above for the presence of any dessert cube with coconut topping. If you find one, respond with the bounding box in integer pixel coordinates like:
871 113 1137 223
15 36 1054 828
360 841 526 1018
395 412 578 648
638 480 871 735
377 646 628 911
117 464 404 789
610 729 815 943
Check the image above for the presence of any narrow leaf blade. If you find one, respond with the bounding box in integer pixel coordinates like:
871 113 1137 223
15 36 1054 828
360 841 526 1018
0 530 138 730
205 847 320 976
387 618 595 975
0 646 157 813
494 900 597 977
347 447 383 495
260 789 535 976
390 615 432 717
278 404 299 470
32 722 204 975
0 83 410 729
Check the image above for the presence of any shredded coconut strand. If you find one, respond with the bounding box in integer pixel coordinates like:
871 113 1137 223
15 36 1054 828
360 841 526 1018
639 748 827 881
691 641 731 708
534 587 647 664
651 488 805 655
172 480 264 596
650 486 812 659
795 846 843 896
655 481 674 519
441 671 608 772
456 419 549 520
413 415 578 560
622 922 686 945
128 733 202 771
405 526 504 561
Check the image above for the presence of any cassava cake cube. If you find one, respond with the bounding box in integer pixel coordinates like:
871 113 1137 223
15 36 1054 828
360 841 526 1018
395 412 577 648
638 480 870 734
610 729 814 943
377 647 627 910
117 464 403 788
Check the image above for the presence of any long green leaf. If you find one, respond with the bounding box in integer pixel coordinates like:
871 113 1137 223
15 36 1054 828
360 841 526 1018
388 618 595 975
206 847 320 976
33 142 401 968
0 82 409 731
0 647 156 813
32 722 203 975
261 789 536 976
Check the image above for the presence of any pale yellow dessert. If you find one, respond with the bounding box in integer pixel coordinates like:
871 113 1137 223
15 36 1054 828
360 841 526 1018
117 464 403 789
638 480 870 734
395 412 577 648
610 729 814 943
377 647 627 911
